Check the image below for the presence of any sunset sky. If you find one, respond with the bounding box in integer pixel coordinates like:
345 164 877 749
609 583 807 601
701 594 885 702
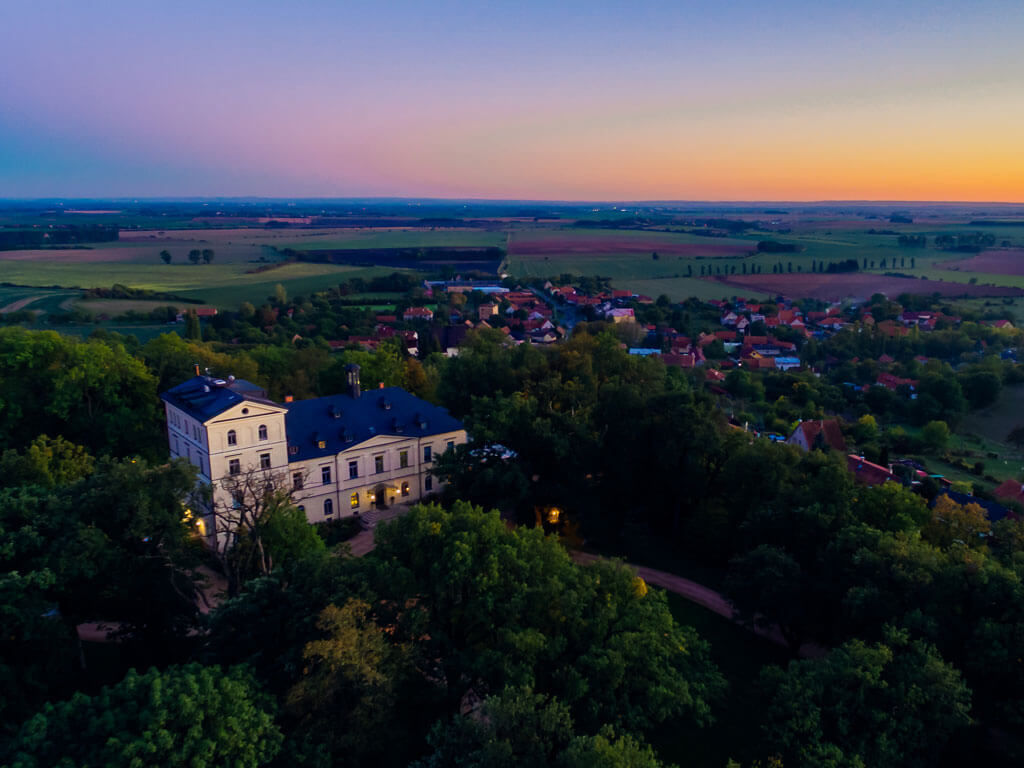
2 0 1023 200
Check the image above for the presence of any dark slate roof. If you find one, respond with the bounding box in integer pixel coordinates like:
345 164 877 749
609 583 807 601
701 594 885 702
285 387 464 462
160 376 278 422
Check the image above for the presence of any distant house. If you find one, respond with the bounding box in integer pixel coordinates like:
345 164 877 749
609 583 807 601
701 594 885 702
847 454 897 485
994 479 1024 510
176 307 218 322
787 419 847 453
403 307 434 322
876 373 918 392
607 308 635 323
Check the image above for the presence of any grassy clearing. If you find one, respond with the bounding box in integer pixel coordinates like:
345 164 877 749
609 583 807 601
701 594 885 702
961 385 1024 454
651 589 790 767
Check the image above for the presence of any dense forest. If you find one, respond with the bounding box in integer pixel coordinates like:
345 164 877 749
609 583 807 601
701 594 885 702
2 290 1024 765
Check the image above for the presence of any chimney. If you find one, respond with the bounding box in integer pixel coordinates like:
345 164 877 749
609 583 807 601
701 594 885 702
346 363 361 399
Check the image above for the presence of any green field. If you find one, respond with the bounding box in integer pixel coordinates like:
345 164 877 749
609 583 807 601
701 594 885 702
6 218 1024 309
0 260 397 310
502 221 1024 301
961 385 1024 456
285 228 505 251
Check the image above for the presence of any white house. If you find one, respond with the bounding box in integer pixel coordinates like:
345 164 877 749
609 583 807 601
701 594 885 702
161 365 467 542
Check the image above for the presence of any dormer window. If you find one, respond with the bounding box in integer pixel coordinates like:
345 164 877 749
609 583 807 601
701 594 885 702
227 429 237 446
258 424 268 441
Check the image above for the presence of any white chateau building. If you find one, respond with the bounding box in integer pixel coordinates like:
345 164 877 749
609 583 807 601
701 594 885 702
161 365 467 540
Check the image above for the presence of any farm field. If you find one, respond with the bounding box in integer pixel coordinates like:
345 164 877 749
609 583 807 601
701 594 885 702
702 273 1024 302
934 249 1024 276
0 259 396 310
0 286 76 314
285 228 505 251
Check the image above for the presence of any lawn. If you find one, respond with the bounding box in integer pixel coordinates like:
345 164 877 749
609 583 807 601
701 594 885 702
650 589 791 767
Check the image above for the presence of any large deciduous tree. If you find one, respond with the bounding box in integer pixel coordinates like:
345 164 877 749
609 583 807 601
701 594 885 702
5 664 282 768
759 627 971 768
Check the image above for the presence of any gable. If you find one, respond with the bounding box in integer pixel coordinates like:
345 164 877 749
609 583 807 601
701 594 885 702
207 400 288 426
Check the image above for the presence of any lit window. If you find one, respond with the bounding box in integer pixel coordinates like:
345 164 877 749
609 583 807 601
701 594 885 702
292 472 303 490
260 453 271 470
401 481 409 497
228 458 240 475
348 460 358 479
258 424 268 441
321 466 332 484
227 430 237 446
424 475 433 491
350 493 359 509
399 450 409 468
423 445 432 463
317 440 326 449
375 455 384 474
324 498 334 516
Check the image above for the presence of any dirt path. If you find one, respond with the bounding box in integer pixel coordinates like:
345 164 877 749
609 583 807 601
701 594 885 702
0 294 45 313
572 551 823 658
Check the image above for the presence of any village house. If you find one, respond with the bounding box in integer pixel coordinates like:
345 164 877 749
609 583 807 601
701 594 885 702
787 419 847 453
403 306 434 322
847 454 897 485
161 366 467 543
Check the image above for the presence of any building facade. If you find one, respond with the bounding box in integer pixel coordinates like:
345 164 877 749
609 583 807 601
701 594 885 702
161 366 466 540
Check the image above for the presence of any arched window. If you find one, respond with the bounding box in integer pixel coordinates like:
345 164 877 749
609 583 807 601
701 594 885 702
258 424 268 441
227 429 237 446
323 498 334 516
297 505 305 515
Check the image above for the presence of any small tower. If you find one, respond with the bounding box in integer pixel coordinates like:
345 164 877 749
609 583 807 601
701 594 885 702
346 363 361 399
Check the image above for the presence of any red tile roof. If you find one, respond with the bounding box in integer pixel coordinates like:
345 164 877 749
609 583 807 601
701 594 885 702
994 479 1024 508
847 455 896 485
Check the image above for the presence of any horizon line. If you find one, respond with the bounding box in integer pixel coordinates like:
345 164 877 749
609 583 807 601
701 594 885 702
4 196 1024 207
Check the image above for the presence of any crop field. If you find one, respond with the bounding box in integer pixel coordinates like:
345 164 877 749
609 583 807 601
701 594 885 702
285 228 505 251
0 286 77 314
936 249 1024 276
0 258 397 310
703 272 1024 301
